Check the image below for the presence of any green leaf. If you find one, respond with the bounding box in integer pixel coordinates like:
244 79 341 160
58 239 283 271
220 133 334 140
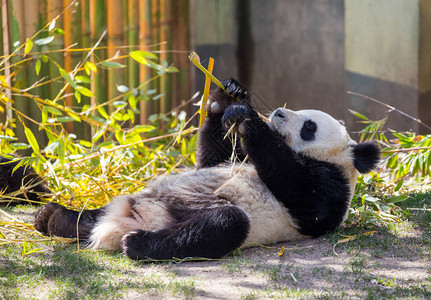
41 54 48 63
75 91 81 103
394 180 403 192
128 94 137 110
167 66 179 73
0 135 16 141
130 51 158 65
129 125 155 134
75 85 94 97
56 116 76 123
24 38 33 55
386 195 408 204
11 143 30 150
75 75 91 84
66 110 81 122
79 140 92 148
348 109 368 121
58 139 65 164
97 107 109 119
35 59 41 75
43 105 62 116
24 127 39 153
59 68 78 88
113 101 127 108
54 28 64 36
387 154 399 169
100 61 125 68
35 36 54 46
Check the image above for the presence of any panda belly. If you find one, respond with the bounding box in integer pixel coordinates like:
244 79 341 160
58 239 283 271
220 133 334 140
89 166 236 250
214 165 307 246
89 165 305 250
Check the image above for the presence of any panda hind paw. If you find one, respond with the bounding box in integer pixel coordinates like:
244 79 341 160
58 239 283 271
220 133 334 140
33 202 64 236
121 230 156 260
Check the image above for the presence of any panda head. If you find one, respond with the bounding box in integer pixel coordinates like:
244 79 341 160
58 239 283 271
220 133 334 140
269 108 380 175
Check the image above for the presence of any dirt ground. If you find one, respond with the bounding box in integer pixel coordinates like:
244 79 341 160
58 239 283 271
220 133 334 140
1 205 430 299
124 231 431 299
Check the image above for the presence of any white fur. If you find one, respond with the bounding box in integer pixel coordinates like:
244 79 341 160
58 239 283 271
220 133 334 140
88 165 306 250
89 108 359 251
89 193 172 250
270 108 360 222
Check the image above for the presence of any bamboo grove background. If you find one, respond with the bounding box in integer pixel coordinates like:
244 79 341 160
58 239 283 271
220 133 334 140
0 0 192 144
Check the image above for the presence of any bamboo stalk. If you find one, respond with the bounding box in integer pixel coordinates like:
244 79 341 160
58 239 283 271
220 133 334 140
89 0 107 116
1 0 12 121
63 0 74 133
138 0 152 123
106 0 124 112
128 0 139 124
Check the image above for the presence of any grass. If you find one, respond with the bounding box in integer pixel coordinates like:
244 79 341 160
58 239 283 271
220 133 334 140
0 192 430 299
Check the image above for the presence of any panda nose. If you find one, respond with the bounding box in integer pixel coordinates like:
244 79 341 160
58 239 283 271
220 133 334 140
274 108 286 119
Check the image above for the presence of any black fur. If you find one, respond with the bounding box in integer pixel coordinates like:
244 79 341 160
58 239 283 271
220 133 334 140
122 205 249 260
196 78 250 168
222 103 351 237
34 202 104 241
353 142 381 173
300 120 317 141
0 156 51 205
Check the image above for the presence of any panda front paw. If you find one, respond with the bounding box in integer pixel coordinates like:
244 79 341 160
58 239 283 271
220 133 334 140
223 78 250 101
222 104 253 131
208 78 250 115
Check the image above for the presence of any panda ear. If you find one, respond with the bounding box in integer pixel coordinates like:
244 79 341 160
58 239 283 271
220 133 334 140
352 142 381 173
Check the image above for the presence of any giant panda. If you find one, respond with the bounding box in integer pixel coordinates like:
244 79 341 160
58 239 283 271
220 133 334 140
33 78 380 260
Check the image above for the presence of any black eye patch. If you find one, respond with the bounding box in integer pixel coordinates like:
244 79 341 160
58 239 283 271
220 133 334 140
300 120 317 141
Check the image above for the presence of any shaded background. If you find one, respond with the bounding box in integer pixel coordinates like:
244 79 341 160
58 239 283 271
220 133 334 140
2 0 431 143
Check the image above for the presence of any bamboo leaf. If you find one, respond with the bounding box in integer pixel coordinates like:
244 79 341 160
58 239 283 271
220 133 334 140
113 101 127 108
348 109 369 121
59 68 78 89
84 61 98 75
74 91 81 103
40 54 48 63
75 75 91 84
35 59 41 75
130 51 158 64
0 135 16 141
386 195 408 204
24 127 39 153
54 28 64 36
97 107 109 119
35 36 54 46
101 61 125 68
75 85 94 97
394 180 403 192
24 39 33 55
116 85 129 93
48 20 56 31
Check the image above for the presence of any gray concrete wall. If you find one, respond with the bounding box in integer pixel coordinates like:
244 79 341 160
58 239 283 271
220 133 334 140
192 0 431 134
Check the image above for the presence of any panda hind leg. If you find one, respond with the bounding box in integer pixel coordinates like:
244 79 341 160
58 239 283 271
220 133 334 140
34 202 103 241
121 205 250 260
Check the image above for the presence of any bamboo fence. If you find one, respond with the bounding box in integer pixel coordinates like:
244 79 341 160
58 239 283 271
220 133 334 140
0 0 192 142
